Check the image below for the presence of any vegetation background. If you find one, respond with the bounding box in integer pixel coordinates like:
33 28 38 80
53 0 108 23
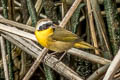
0 0 120 80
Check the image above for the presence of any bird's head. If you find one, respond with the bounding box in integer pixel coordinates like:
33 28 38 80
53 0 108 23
35 19 54 31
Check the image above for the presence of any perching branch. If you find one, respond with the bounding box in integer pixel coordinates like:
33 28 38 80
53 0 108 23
1 32 83 80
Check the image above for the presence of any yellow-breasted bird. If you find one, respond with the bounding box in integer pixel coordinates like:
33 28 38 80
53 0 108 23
35 19 97 52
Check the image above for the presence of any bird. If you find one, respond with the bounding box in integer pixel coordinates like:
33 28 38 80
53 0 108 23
34 19 98 53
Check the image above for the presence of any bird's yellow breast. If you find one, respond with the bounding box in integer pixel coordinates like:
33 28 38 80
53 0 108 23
35 27 53 47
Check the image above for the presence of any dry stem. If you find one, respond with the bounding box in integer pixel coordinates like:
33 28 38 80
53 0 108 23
0 36 9 80
103 49 120 80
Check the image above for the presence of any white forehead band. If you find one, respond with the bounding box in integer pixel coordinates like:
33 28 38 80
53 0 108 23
36 21 52 30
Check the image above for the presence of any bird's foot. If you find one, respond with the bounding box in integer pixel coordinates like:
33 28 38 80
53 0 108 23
45 52 58 62
53 51 67 67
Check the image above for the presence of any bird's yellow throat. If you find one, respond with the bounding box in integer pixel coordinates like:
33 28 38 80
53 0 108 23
35 27 53 47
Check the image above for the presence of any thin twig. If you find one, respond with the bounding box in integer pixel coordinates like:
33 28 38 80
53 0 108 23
23 48 48 80
1 0 8 18
87 64 110 80
39 14 47 18
86 0 99 54
98 0 120 4
0 36 9 80
0 17 35 32
59 0 82 27
14 0 21 6
15 14 20 21
8 0 15 20
0 7 20 11
0 47 21 68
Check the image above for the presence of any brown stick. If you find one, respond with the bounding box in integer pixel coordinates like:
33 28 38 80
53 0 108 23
0 16 35 32
86 0 99 54
23 48 48 80
0 36 9 80
59 0 82 27
0 23 37 41
87 64 110 80
14 1 21 6
68 48 111 65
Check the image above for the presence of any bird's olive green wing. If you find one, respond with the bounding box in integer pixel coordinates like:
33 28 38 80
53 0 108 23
48 27 81 42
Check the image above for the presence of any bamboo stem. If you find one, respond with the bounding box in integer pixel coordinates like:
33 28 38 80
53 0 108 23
7 41 14 80
1 0 8 18
26 0 42 25
104 0 120 55
43 64 54 80
26 0 37 26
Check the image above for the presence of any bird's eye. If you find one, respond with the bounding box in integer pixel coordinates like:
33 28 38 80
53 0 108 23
37 21 53 31
45 23 53 28
38 26 43 31
42 24 47 29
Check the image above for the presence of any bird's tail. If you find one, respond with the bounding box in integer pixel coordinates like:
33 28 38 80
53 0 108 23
74 41 97 50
